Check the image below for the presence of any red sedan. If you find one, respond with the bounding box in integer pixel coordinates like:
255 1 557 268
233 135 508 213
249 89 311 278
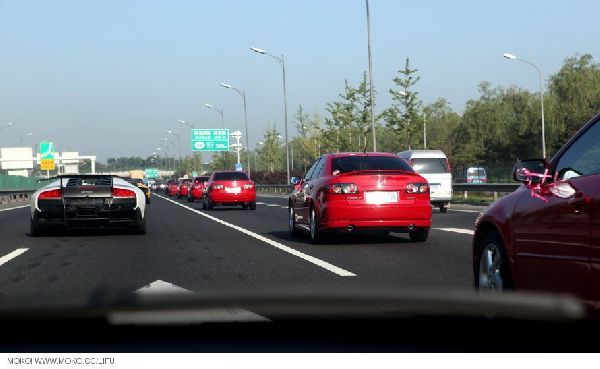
202 171 256 210
187 176 210 203
289 152 431 244
177 179 191 199
473 112 600 310
166 180 179 197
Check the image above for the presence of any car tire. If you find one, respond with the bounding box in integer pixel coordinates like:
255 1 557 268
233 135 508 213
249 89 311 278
204 196 213 210
309 207 324 244
475 232 513 292
439 204 448 213
30 213 43 237
134 210 146 235
201 197 207 210
249 202 256 210
242 204 248 210
409 227 429 242
146 197 151 204
288 206 303 236
189 196 194 203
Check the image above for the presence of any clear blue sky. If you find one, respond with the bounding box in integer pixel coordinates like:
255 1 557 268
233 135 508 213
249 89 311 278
0 0 598 161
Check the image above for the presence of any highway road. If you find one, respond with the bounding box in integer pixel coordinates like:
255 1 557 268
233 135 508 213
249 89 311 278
0 194 483 303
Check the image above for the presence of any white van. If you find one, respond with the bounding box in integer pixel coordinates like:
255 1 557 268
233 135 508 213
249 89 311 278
397 150 453 213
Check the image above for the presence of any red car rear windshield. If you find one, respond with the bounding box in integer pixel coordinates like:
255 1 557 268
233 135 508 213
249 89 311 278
194 177 210 183
331 156 413 174
213 172 249 181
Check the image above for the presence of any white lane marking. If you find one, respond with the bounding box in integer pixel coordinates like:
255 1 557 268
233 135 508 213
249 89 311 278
433 227 475 235
0 248 29 267
256 202 267 205
156 194 356 277
118 280 269 323
135 279 194 295
448 209 482 213
0 205 29 213
265 204 280 207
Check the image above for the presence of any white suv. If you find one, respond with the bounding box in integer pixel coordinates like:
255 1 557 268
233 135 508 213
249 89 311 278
397 150 453 213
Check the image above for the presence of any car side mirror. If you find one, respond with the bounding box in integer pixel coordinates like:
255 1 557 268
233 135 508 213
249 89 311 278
290 176 302 185
513 159 548 184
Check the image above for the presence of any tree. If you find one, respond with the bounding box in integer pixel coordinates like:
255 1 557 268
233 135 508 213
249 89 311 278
380 57 422 150
259 125 282 172
548 53 600 154
354 71 374 152
294 105 311 173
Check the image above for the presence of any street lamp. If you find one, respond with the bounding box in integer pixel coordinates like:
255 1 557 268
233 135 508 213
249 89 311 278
250 46 290 181
219 82 251 176
503 52 546 158
178 120 197 173
203 103 224 127
19 132 34 146
166 130 181 175
162 138 175 173
0 122 14 132
365 0 377 152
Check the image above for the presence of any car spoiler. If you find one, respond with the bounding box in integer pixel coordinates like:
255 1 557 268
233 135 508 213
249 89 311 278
37 174 121 182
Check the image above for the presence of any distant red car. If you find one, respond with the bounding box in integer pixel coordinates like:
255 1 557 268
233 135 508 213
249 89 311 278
288 152 431 244
177 179 191 199
166 181 179 197
188 176 210 203
473 112 600 310
202 171 256 210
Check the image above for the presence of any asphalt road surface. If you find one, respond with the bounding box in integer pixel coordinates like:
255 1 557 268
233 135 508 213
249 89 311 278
0 194 483 304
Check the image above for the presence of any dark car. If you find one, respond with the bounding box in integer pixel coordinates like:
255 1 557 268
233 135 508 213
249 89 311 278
288 152 432 244
473 112 600 310
202 171 256 210
188 176 210 203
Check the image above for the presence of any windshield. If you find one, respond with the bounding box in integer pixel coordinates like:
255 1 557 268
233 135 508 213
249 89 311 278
331 156 413 174
1 1 599 352
411 158 449 174
467 168 486 177
213 172 249 181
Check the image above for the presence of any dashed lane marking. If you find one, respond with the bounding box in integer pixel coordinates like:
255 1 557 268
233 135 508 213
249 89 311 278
0 248 29 267
0 205 29 213
156 194 356 277
433 228 475 235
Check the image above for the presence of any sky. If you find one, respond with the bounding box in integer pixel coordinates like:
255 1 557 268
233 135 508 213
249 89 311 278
0 0 599 161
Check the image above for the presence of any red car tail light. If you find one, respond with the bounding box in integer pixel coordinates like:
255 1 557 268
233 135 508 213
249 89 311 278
326 183 359 194
482 177 488 182
112 188 136 198
39 189 62 199
243 184 254 190
405 183 429 194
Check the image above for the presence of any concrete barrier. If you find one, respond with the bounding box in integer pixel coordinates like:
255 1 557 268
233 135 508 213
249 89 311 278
0 190 34 205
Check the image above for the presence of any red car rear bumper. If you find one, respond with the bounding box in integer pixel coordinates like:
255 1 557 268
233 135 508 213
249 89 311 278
319 200 432 230
209 191 256 204
190 188 204 199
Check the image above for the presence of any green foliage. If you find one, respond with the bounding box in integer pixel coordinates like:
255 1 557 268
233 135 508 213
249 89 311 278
380 57 423 150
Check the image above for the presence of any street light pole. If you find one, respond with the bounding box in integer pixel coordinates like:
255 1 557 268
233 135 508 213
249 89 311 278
219 83 251 177
19 132 34 146
0 122 14 132
250 47 290 181
365 0 377 152
167 130 181 175
503 53 546 158
178 120 196 173
204 104 224 127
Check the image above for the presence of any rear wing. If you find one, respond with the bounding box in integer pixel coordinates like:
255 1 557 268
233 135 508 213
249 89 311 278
37 175 118 194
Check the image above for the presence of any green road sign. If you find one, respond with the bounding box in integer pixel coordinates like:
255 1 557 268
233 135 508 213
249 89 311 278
191 171 198 177
191 129 229 152
39 141 55 160
145 168 159 178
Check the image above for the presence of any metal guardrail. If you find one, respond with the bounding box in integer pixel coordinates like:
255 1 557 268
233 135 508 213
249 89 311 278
256 183 522 201
0 189 35 205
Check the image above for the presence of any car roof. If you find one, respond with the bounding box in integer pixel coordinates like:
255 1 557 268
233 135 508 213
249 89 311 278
396 150 447 159
326 152 400 158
